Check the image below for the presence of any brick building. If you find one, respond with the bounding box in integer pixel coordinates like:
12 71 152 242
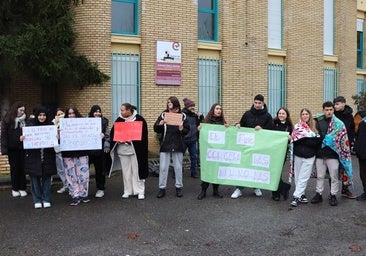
1 0 366 171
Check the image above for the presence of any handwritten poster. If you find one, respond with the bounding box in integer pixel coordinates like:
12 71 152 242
113 121 143 142
199 124 289 191
22 125 58 149
164 112 182 126
60 118 102 151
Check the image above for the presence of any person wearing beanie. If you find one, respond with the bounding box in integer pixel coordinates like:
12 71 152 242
182 98 203 178
88 105 110 198
21 106 57 208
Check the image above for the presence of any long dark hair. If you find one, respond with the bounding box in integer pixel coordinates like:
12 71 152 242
4 101 26 128
166 96 181 112
273 107 294 129
64 105 82 118
203 103 226 124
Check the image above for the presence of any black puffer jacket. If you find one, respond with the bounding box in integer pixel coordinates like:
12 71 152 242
24 116 56 177
334 105 355 143
239 104 273 129
154 110 189 153
355 120 366 160
1 117 24 154
182 108 203 144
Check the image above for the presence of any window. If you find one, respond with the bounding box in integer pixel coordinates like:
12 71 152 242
198 0 218 41
323 67 338 101
268 0 282 49
112 0 138 35
198 58 221 116
267 63 286 117
357 78 366 94
324 0 334 55
111 53 140 120
357 19 364 69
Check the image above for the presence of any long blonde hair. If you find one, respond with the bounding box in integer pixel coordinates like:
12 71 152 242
300 108 318 134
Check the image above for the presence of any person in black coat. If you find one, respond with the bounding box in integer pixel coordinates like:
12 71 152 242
88 105 110 198
154 96 190 198
333 96 356 198
1 101 28 198
182 98 204 178
354 117 366 201
197 103 228 200
21 106 56 208
271 107 293 201
109 103 148 200
231 94 273 199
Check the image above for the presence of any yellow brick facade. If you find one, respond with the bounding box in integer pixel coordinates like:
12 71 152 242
1 0 365 172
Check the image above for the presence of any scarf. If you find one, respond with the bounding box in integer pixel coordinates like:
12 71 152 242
14 114 26 129
120 109 137 122
288 120 317 182
322 115 353 184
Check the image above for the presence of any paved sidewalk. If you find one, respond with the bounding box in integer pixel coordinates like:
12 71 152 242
1 157 366 256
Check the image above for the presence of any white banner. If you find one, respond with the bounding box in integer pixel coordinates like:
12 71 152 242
60 118 102 151
22 125 58 149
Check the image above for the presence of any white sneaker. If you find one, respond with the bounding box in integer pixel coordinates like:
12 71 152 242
43 202 51 208
34 203 42 209
122 194 129 199
12 190 20 197
231 188 243 199
95 190 105 198
19 190 27 197
253 188 262 197
138 194 145 200
57 187 67 194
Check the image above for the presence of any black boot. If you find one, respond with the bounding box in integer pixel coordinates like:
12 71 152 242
272 191 280 201
280 181 291 201
176 187 183 197
197 188 207 200
213 185 223 198
157 189 166 198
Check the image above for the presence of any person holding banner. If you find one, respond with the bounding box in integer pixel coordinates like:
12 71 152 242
1 101 28 198
289 108 321 207
197 103 228 200
154 96 189 198
231 94 273 199
21 106 56 208
109 103 148 200
88 105 110 198
52 108 68 194
62 106 91 206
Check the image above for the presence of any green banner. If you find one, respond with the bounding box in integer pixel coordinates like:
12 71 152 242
199 124 289 191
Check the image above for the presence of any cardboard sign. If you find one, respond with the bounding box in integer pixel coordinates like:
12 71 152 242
113 121 143 142
60 118 102 151
164 112 182 126
199 124 289 191
22 125 58 149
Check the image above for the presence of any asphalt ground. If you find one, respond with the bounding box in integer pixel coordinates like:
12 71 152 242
1 157 366 256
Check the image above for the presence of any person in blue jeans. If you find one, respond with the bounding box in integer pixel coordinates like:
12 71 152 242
231 94 273 199
182 98 204 178
21 106 57 209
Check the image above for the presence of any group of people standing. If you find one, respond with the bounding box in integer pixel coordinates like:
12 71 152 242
1 94 366 209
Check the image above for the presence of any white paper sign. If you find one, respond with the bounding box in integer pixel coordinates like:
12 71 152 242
60 118 102 151
22 125 58 149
